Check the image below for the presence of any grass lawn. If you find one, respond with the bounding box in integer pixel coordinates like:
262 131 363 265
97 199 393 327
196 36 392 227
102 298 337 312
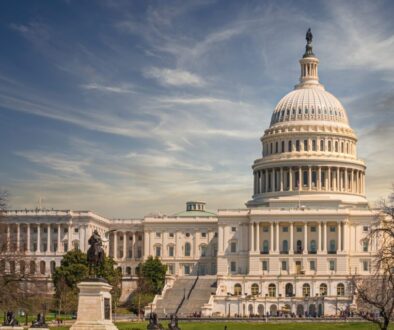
48 322 394 330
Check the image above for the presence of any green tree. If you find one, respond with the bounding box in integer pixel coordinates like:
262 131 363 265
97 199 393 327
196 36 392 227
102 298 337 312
140 256 167 294
52 250 122 313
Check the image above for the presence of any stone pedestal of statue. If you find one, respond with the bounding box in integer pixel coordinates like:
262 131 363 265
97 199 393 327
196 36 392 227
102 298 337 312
70 279 118 330
0 327 24 330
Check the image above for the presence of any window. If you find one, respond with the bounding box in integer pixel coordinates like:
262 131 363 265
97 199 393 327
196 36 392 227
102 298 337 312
263 227 269 232
320 140 324 151
230 242 237 253
329 260 336 271
285 283 293 297
168 246 174 257
304 139 308 151
184 265 190 275
363 260 369 272
275 142 278 153
251 283 259 296
168 265 174 275
282 226 288 233
310 260 316 271
214 232 218 237
268 284 276 297
262 260 269 271
74 228 79 233
281 141 285 153
234 283 242 296
319 283 327 296
288 141 292 152
200 245 207 257
184 243 191 257
329 240 336 252
311 226 316 232
310 240 317 253
155 246 161 257
363 226 369 232
263 240 269 253
328 141 332 151
330 226 336 232
201 232 207 238
296 227 302 233
303 283 310 297
362 240 369 252
296 140 300 151
230 261 236 272
337 283 345 296
185 233 190 237
231 227 236 232
169 232 174 238
312 140 316 151
282 240 288 253
281 261 288 271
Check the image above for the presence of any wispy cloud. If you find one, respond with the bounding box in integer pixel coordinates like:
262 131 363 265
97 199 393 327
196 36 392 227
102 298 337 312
81 82 136 94
143 67 206 86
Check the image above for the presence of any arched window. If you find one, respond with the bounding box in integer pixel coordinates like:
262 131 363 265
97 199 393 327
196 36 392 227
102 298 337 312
184 242 191 257
337 283 345 296
296 140 300 152
319 283 327 296
50 261 56 274
40 261 46 275
251 283 259 295
258 304 264 317
310 240 316 253
297 304 304 317
263 240 269 254
328 141 332 152
268 283 276 297
248 304 254 316
329 240 336 252
234 283 242 296
320 140 324 151
126 267 132 275
155 245 161 257
30 261 36 275
288 141 292 152
270 304 277 316
285 283 293 297
335 141 338 152
302 283 310 297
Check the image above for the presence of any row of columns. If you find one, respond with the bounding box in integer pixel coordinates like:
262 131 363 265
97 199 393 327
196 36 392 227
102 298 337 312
1 223 72 254
111 231 141 260
254 166 365 195
248 221 347 255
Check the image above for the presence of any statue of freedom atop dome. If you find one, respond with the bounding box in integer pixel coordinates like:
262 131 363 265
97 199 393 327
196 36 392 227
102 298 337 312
306 28 313 44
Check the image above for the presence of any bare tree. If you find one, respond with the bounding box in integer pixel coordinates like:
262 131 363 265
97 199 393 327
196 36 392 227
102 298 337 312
353 186 394 330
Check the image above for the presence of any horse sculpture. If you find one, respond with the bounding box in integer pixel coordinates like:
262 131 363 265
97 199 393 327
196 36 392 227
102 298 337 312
87 230 105 277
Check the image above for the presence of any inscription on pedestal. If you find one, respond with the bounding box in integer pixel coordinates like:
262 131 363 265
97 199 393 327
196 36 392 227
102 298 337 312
104 298 111 320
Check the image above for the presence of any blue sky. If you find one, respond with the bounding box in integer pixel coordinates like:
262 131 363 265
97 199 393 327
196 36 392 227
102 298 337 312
0 0 393 218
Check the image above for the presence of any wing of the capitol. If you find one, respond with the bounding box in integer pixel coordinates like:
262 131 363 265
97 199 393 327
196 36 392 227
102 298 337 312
0 32 378 317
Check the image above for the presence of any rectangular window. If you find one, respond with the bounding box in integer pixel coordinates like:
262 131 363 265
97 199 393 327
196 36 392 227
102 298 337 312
304 140 308 151
288 141 292 152
231 227 236 232
363 240 369 252
230 261 236 272
329 260 336 271
74 228 79 233
137 248 142 258
184 265 190 275
281 261 287 271
330 226 336 232
312 140 316 151
169 232 174 238
155 246 161 257
230 242 237 253
275 142 278 153
296 227 302 233
282 226 288 233
363 261 369 272
156 232 161 238
296 140 300 152
263 227 269 232
201 232 207 238
310 260 316 271
214 232 218 237
169 246 174 257
281 141 285 153
311 226 316 232
262 260 268 271
168 265 174 275
363 226 369 232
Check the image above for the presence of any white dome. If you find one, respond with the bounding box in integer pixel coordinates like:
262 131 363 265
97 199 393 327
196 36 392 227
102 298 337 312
270 87 349 127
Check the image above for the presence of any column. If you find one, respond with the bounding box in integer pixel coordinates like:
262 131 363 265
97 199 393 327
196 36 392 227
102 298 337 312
289 168 293 191
113 232 118 259
270 222 274 253
47 224 51 253
351 170 354 193
343 222 349 252
37 224 41 253
323 222 327 253
67 224 72 251
260 171 264 193
275 222 280 253
318 166 321 190
249 223 254 252
336 167 340 191
280 168 284 192
123 232 127 260
265 170 268 192
303 223 308 254
6 224 10 251
256 223 260 253
289 222 294 254
57 224 61 253
318 222 322 253
27 224 31 253
361 172 365 194
328 167 331 191
16 224 20 251
271 169 275 192
218 226 224 254
308 166 312 190
298 167 302 191
345 169 348 192
338 222 342 252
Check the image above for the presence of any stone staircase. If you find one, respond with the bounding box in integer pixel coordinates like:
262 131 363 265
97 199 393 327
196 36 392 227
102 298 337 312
154 277 196 317
177 277 217 317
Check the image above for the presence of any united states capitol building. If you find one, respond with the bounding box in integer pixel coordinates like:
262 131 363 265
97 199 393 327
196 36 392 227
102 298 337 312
0 32 377 317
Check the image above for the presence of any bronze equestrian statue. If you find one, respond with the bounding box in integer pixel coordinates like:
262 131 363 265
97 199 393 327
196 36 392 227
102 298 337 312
87 230 105 278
